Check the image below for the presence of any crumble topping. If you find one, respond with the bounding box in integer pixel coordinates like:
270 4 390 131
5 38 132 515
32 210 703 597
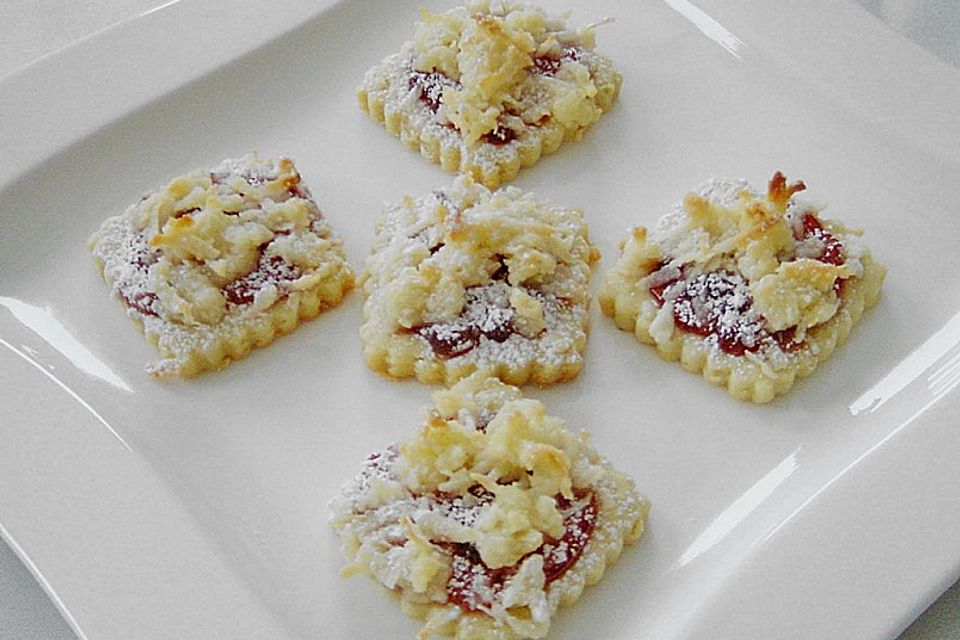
600 172 885 402
88 154 353 376
329 372 649 639
410 2 605 144
646 173 860 349
128 156 332 325
357 1 621 187
360 174 599 386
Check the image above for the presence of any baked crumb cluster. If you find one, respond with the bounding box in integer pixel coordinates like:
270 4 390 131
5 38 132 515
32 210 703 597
360 174 599 386
329 372 648 640
599 172 885 403
358 0 621 187
88 154 354 377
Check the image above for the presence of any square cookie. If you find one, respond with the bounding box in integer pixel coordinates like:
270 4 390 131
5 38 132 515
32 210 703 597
358 1 621 188
360 174 599 386
329 372 649 640
88 154 354 377
599 172 885 403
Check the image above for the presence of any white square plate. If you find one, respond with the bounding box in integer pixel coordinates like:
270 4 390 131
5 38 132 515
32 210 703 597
2 1 959 638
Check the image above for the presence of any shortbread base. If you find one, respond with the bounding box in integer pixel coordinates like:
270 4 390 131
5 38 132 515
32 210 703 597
360 310 589 388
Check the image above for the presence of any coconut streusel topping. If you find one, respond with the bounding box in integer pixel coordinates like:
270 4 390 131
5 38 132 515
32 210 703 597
329 372 649 640
599 172 885 403
357 1 621 187
360 174 599 386
88 153 354 377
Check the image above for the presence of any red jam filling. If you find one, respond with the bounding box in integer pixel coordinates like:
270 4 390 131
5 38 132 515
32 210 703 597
542 491 599 583
799 212 844 266
440 490 598 612
124 292 160 317
771 326 804 353
223 252 302 306
481 125 519 146
408 69 460 114
671 270 764 356
412 324 484 360
409 285 518 360
798 211 846 294
287 182 311 200
489 254 510 282
532 46 582 76
647 261 680 305
646 207 850 355
442 542 516 612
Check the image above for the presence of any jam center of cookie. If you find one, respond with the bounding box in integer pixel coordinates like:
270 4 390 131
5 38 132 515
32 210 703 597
408 69 460 114
480 125 519 146
223 252 302 306
798 212 846 294
410 284 518 359
532 46 582 76
441 490 598 612
542 491 599 583
671 270 765 356
648 209 849 356
798 212 845 266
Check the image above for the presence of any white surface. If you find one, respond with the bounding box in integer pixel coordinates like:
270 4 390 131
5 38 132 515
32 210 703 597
1 1 959 639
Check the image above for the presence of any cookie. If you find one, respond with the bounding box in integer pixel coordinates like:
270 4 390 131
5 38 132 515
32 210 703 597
358 1 621 188
360 175 599 386
329 372 649 639
599 172 885 403
88 154 354 377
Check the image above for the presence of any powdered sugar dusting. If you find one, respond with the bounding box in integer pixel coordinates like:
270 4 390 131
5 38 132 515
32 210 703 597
210 154 278 188
411 281 578 368
223 254 302 306
668 271 765 356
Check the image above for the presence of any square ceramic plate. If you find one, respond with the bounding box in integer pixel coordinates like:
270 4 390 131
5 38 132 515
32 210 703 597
2 0 959 638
